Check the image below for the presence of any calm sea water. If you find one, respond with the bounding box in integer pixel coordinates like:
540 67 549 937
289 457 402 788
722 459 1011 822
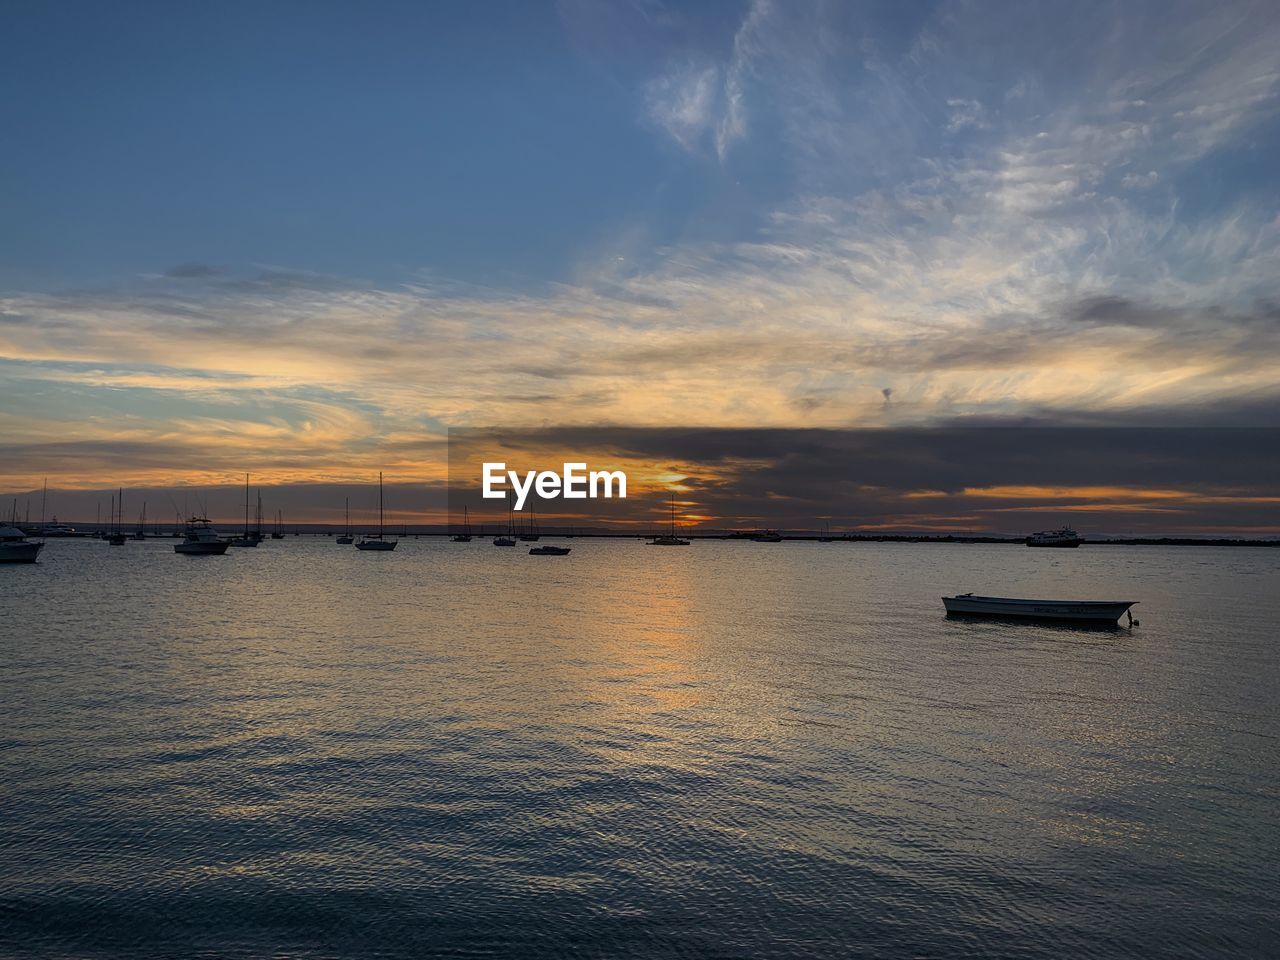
2 538 1277 958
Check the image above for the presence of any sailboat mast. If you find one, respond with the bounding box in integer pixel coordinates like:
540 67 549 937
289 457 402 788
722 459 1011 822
379 471 384 538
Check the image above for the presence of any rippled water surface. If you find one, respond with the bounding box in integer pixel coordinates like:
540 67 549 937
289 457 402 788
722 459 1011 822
3 538 1278 958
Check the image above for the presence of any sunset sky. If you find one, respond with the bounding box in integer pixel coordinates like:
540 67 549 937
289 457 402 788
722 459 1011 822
2 1 1278 532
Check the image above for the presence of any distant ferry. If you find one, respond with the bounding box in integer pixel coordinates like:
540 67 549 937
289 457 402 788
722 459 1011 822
1026 526 1082 548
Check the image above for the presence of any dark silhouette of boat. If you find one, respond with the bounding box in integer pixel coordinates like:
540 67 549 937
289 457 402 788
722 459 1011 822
649 493 690 546
1026 527 1082 547
356 473 397 550
943 594 1137 625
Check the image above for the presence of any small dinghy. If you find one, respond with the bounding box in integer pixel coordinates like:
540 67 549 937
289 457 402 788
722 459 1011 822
943 594 1137 625
529 545 570 555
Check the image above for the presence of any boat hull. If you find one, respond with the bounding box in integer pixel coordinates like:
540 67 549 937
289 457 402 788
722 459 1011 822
0 542 43 563
943 595 1135 623
355 539 396 551
175 541 230 555
529 546 570 555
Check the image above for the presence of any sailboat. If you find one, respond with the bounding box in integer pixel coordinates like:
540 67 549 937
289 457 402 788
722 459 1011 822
271 509 284 539
649 493 690 546
131 501 148 539
493 493 516 546
336 497 354 544
519 507 540 541
452 505 472 542
107 488 128 545
356 473 397 550
231 474 260 547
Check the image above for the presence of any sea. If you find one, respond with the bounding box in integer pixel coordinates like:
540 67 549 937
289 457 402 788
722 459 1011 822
2 537 1277 958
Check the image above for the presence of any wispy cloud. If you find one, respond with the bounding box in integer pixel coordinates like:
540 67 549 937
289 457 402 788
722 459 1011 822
640 0 767 160
3 0 1279 493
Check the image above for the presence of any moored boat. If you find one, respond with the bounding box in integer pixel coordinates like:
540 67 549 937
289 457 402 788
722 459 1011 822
336 497 354 544
943 593 1136 624
174 518 230 555
452 506 473 542
355 472 397 551
107 488 128 545
231 475 261 547
649 493 690 546
494 495 517 546
529 545 570 555
519 508 540 541
0 525 43 563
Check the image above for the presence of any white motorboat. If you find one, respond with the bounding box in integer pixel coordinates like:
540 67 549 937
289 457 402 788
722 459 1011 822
355 472 397 551
174 518 230 555
943 594 1137 624
1026 527 1083 547
0 525 43 563
35 517 76 537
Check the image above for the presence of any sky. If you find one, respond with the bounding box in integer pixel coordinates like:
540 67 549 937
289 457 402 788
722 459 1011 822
2 0 1278 532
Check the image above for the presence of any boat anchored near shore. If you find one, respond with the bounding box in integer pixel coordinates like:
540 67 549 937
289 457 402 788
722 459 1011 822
355 472 397 551
649 493 690 546
943 593 1137 625
174 518 230 555
0 525 43 563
